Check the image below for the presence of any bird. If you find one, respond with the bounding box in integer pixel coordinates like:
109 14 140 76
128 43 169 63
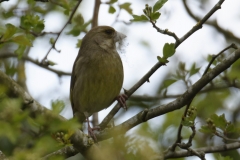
70 26 127 140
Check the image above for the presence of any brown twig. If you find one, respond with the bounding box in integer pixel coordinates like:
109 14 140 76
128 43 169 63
203 43 238 76
92 0 101 28
164 141 240 159
0 53 71 76
183 0 240 43
150 20 180 43
41 0 82 65
176 0 225 48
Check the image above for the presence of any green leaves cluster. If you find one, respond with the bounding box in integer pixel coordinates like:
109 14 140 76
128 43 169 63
181 106 197 127
108 1 132 15
0 24 32 47
67 14 91 37
131 0 167 22
20 14 45 34
199 114 240 136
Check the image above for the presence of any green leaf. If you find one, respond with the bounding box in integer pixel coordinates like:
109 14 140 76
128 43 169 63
151 12 161 20
67 20 91 36
130 14 148 22
48 60 57 66
51 100 65 114
216 155 233 160
20 14 45 33
163 43 175 58
153 0 168 13
109 5 116 14
119 2 132 14
12 35 32 46
109 0 117 4
76 39 82 48
157 56 169 63
15 45 26 58
210 114 227 131
162 79 177 88
73 14 84 25
50 38 55 45
2 23 17 40
189 63 200 76
199 125 215 134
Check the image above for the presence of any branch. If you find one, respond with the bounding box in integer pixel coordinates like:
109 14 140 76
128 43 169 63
182 0 240 43
92 0 101 28
203 43 238 76
164 142 240 159
129 82 240 102
176 0 225 47
0 53 71 76
97 49 240 141
41 0 82 65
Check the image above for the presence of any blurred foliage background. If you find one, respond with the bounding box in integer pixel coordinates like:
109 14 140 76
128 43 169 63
0 0 240 159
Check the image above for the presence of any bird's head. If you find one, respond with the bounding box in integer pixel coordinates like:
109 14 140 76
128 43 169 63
81 26 126 52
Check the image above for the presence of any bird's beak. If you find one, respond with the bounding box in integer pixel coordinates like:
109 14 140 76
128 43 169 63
114 31 126 43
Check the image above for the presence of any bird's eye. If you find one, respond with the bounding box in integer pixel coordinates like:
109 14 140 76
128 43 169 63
105 29 114 35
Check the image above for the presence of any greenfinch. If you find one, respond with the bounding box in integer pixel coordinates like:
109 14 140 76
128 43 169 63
70 26 127 138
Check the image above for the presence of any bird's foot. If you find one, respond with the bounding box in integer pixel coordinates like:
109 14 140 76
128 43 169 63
116 94 128 110
88 126 100 142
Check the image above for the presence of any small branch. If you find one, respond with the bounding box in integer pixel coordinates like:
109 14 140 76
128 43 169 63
183 0 240 43
215 132 240 143
41 0 82 64
164 141 240 159
92 0 101 28
20 26 59 37
91 0 102 127
203 43 238 76
0 53 71 76
42 146 78 159
176 0 225 47
129 82 240 102
150 20 180 43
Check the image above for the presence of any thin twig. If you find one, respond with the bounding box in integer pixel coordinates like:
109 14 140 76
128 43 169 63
41 0 82 65
150 20 180 43
182 0 240 43
176 0 225 48
0 53 71 76
203 43 238 76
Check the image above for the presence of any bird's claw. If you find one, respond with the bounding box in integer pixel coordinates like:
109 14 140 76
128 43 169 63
116 94 128 110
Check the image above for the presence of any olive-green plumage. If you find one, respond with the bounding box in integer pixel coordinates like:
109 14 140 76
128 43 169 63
70 26 125 123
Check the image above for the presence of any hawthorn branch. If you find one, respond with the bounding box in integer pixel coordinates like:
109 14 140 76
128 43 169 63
0 53 71 76
129 81 240 102
41 0 82 65
176 0 225 47
183 0 240 43
164 142 240 159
